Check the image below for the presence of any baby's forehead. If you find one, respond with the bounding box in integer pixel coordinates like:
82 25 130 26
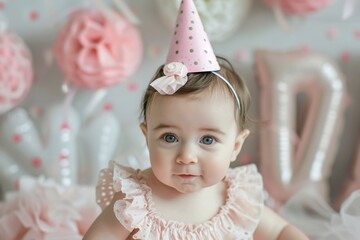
151 92 237 119
195 87 237 107
149 90 237 121
153 86 234 103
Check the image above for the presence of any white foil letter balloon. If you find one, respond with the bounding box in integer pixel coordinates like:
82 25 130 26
78 109 120 184
255 50 346 203
42 104 80 187
1 109 45 177
0 104 80 188
71 89 121 184
0 149 27 192
155 0 252 42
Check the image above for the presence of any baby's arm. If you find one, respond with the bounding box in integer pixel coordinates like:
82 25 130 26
83 192 131 240
253 206 309 240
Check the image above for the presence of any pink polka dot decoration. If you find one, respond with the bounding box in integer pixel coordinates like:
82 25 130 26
0 2 5 10
54 9 143 90
354 29 360 40
0 31 34 114
29 11 40 21
263 0 331 15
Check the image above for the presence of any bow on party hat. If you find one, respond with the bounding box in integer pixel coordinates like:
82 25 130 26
151 0 241 109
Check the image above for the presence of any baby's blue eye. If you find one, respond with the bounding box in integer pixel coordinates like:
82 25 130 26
163 134 178 143
201 136 215 145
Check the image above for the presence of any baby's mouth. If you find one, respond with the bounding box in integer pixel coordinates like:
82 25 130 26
177 174 197 179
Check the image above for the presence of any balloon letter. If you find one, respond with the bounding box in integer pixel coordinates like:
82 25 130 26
255 50 346 202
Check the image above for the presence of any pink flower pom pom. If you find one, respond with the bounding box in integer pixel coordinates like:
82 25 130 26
0 177 101 240
0 31 34 114
54 9 143 89
264 0 332 15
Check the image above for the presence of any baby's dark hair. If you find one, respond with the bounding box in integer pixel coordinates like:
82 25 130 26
140 57 251 130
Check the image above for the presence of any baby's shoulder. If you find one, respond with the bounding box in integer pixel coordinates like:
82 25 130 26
225 164 264 206
226 163 263 184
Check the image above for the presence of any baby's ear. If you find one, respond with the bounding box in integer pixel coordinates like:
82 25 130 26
140 123 149 146
231 129 250 162
140 123 148 137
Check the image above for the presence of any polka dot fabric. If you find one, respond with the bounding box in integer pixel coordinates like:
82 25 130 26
96 162 116 209
166 0 220 73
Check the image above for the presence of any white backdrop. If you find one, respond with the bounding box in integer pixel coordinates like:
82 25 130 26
0 0 359 201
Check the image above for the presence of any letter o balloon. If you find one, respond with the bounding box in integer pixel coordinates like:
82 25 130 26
255 50 347 203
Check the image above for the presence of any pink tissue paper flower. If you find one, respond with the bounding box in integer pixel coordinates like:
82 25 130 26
0 176 100 240
54 9 142 89
0 31 34 114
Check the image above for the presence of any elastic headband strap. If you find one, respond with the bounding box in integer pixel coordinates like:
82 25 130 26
211 71 241 111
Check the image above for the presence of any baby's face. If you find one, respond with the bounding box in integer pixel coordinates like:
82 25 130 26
141 89 249 194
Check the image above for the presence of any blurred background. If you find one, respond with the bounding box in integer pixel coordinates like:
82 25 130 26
0 0 359 238
0 0 360 240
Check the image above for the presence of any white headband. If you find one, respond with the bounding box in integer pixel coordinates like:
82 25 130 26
211 71 241 111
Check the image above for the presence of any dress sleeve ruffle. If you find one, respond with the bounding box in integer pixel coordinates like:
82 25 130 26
223 164 264 235
96 161 264 240
96 160 137 210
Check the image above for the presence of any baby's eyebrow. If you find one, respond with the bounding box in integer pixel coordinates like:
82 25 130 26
152 124 177 131
152 124 225 135
199 128 225 135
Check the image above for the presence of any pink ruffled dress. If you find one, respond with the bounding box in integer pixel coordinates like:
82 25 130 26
96 161 264 240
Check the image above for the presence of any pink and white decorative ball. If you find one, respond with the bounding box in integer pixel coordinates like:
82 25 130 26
156 0 253 42
264 0 332 15
54 9 143 89
0 31 33 114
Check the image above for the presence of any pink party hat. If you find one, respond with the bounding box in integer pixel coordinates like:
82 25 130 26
166 0 220 73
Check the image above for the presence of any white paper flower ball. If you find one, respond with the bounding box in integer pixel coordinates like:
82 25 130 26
155 0 253 42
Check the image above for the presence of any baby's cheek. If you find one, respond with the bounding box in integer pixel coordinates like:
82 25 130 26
203 161 228 182
150 151 172 169
151 147 174 160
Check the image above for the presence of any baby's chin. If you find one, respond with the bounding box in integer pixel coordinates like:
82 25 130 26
171 182 216 194
174 185 201 194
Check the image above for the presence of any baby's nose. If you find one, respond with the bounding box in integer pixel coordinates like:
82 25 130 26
176 144 198 164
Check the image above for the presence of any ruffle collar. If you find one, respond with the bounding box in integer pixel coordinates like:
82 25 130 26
96 161 264 240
